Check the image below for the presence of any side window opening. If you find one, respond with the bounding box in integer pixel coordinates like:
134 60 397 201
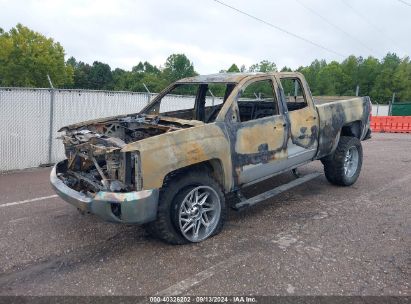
237 79 278 122
280 78 308 112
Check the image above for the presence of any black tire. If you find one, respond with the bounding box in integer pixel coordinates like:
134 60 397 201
144 170 226 244
322 136 363 186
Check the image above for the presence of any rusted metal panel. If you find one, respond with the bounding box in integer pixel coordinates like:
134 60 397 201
235 117 286 154
287 107 319 149
315 96 371 158
122 123 233 191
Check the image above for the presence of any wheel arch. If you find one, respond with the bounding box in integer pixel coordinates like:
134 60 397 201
321 121 362 161
162 159 228 192
341 121 362 139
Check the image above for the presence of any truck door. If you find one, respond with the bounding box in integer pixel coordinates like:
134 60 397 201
228 77 289 185
277 75 319 166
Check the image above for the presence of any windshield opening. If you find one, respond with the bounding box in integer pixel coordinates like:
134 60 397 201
142 83 235 123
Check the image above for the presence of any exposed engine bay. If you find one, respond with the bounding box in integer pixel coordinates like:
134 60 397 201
57 114 197 196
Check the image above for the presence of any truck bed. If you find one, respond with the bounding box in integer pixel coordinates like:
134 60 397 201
313 96 357 105
314 96 372 159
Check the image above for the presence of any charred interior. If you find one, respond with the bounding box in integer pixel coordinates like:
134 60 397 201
56 114 194 196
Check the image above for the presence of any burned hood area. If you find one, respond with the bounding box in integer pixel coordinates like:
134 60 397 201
57 114 198 195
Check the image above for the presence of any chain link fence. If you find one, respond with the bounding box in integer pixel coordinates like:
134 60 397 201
0 87 222 171
1 88 52 171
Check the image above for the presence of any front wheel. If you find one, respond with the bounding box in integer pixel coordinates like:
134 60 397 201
144 171 226 244
175 185 222 242
322 136 363 186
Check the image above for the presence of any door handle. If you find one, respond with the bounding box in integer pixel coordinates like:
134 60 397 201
274 123 287 129
306 116 317 121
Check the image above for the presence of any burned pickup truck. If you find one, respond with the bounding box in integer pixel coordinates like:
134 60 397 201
51 72 371 244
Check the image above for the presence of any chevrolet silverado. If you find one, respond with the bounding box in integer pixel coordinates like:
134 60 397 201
50 72 372 244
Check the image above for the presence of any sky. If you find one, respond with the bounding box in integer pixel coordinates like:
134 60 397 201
0 0 410 74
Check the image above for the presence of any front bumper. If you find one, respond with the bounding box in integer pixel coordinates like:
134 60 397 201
50 160 159 224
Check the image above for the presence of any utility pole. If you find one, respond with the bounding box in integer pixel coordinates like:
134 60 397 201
355 85 359 97
47 74 55 165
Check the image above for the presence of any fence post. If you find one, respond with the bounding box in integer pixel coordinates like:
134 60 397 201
143 83 151 104
376 103 379 116
388 92 395 116
208 89 215 106
47 75 55 164
48 89 55 164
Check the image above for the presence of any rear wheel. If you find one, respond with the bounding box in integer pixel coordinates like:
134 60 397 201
144 170 226 244
322 136 363 186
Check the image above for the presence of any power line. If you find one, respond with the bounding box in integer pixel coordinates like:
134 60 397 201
295 0 376 55
212 0 346 58
397 0 411 7
341 0 402 51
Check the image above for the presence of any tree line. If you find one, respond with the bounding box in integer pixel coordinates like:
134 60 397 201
1 24 410 103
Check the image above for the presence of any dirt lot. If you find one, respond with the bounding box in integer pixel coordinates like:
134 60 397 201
0 133 409 297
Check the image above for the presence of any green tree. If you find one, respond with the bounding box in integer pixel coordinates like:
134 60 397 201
110 60 168 92
162 54 197 83
66 57 92 89
316 61 350 95
297 59 326 95
281 66 293 72
371 53 401 102
357 56 379 98
74 62 92 89
392 57 411 101
136 61 164 91
340 55 360 94
127 61 166 92
0 24 73 87
133 61 160 75
88 61 113 90
227 64 240 73
112 68 130 91
249 60 277 72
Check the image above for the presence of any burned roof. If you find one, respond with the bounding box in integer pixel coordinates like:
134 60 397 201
176 72 302 84
177 73 268 84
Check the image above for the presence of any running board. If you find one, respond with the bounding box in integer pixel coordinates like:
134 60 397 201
234 172 322 210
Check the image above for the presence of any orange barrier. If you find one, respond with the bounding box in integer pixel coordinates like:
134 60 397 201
371 116 411 133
